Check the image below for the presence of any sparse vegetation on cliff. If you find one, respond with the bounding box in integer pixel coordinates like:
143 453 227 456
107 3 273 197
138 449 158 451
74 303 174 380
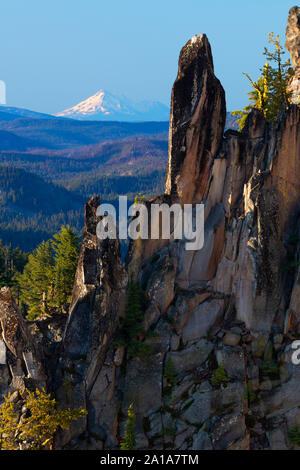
233 33 294 130
0 389 87 450
120 404 136 450
288 426 300 447
18 225 80 320
115 278 151 358
0 240 28 296
210 364 230 387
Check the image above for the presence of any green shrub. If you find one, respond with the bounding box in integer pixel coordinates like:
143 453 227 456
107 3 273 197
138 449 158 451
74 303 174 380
115 278 151 358
261 361 280 380
211 364 230 387
163 358 177 385
233 33 293 131
120 404 136 450
245 382 259 404
164 426 176 437
0 388 86 450
288 426 300 446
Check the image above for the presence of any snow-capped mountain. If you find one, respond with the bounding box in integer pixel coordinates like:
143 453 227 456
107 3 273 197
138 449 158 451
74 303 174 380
56 90 170 122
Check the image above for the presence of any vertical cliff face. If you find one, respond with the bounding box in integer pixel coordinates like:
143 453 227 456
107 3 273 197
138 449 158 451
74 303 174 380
0 7 300 451
54 197 127 449
286 6 300 104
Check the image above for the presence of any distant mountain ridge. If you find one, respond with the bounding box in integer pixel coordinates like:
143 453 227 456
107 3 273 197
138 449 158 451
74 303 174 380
56 89 170 122
0 118 169 151
0 103 238 251
0 105 55 121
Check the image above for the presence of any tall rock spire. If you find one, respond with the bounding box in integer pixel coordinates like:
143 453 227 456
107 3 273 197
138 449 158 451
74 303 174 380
165 33 226 204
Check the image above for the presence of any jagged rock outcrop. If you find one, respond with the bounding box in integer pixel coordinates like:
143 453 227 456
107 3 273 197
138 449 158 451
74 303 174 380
54 197 127 449
286 6 300 104
0 287 46 396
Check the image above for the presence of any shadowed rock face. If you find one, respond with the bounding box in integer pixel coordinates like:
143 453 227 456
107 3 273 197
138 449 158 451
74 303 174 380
286 6 300 104
64 197 127 387
1 8 300 452
54 197 127 448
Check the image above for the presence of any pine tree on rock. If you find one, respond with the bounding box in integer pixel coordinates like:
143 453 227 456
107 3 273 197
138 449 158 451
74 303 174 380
0 388 87 450
18 241 54 320
116 278 150 358
120 404 136 450
18 225 80 319
233 33 294 130
52 225 80 308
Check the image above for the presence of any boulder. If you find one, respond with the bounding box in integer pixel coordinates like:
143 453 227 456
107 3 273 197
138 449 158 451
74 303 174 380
222 332 241 347
169 339 214 375
182 299 224 343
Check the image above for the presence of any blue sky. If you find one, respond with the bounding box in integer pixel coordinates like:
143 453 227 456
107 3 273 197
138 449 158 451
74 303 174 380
0 0 296 114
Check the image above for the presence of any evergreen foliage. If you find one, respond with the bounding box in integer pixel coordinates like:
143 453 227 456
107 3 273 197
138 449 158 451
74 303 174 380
52 226 80 307
0 388 87 450
18 225 80 320
0 240 28 299
18 241 54 320
115 278 151 358
232 33 294 131
211 363 230 386
245 382 258 404
120 404 136 450
288 426 300 446
0 162 164 252
163 357 177 385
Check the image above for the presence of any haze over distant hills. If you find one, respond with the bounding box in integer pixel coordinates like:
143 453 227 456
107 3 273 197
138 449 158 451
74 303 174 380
0 106 169 250
0 101 238 250
56 89 170 122
0 105 55 121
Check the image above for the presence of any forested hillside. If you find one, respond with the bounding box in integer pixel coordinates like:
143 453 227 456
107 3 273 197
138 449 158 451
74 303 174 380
0 118 169 250
0 165 165 251
0 111 237 252
0 166 84 250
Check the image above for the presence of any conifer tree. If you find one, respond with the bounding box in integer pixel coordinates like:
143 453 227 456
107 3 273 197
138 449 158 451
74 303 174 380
51 225 80 307
18 241 54 320
0 388 87 450
263 32 292 115
18 226 80 319
117 278 150 357
232 33 293 131
120 404 136 450
0 241 28 303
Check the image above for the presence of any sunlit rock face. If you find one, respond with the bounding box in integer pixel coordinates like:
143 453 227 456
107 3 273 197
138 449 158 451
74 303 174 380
0 287 46 396
286 6 300 104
